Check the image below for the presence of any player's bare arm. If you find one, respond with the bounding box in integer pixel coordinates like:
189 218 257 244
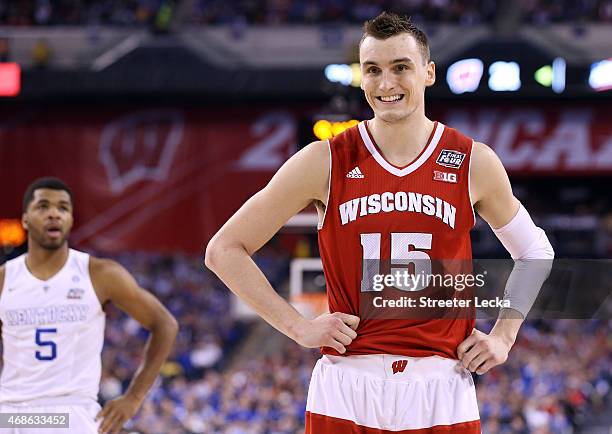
90 257 179 434
458 141 553 375
205 140 359 354
470 142 520 228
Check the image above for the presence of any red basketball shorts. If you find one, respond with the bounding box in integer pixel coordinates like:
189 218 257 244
305 354 481 433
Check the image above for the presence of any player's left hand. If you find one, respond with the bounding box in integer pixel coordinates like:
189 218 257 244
96 394 142 434
456 329 512 375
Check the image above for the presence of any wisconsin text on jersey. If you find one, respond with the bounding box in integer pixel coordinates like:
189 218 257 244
339 192 457 228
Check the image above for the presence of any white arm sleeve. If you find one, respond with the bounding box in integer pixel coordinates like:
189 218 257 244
491 204 554 318
492 204 554 260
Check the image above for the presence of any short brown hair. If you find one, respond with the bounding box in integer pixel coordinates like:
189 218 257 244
361 12 430 64
23 177 73 212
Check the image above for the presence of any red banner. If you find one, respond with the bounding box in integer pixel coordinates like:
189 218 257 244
441 105 612 175
0 106 297 253
0 104 610 252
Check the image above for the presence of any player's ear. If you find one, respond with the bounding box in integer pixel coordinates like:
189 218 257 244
425 61 436 87
21 213 28 231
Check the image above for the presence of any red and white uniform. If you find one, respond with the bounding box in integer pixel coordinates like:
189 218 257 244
306 121 480 433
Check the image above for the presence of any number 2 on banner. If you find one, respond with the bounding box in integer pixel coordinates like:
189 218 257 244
360 232 432 292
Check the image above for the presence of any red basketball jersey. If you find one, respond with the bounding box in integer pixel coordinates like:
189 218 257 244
318 121 476 359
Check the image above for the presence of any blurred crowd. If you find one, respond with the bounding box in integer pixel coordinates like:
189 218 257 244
123 347 316 434
94 252 611 434
523 0 612 23
476 320 610 434
505 181 612 259
1 0 611 26
188 0 497 25
0 0 174 26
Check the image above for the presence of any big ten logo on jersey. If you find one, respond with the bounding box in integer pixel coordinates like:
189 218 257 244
436 150 465 169
433 170 457 183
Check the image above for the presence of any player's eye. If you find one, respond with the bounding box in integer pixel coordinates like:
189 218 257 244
394 64 409 72
366 66 379 74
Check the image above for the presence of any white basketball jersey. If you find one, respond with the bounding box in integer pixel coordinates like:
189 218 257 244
0 249 106 403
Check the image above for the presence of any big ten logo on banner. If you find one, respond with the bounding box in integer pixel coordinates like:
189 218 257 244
99 109 185 194
237 111 297 170
445 108 612 173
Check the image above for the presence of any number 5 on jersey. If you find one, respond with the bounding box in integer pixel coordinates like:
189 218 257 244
35 328 57 361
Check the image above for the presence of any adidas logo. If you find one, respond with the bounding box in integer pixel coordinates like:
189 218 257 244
346 167 365 179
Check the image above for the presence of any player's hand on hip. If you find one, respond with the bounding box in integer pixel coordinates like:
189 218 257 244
294 312 360 354
457 329 511 375
96 394 142 434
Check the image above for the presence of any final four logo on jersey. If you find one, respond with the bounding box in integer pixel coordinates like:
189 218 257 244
67 288 85 300
436 149 466 169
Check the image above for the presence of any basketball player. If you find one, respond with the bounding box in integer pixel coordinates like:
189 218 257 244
0 177 179 434
206 12 554 433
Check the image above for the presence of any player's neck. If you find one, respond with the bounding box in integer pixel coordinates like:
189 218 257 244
25 243 70 280
368 114 435 166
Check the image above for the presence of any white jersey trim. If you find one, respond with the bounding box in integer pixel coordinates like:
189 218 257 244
22 250 72 284
358 121 445 177
317 139 332 231
468 139 477 228
0 263 9 307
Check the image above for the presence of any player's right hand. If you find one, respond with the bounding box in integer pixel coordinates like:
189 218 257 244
294 312 360 354
96 394 142 434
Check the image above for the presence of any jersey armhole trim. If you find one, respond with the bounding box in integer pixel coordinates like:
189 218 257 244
468 140 477 229
317 139 332 231
0 257 20 307
87 255 107 311
0 264 6 306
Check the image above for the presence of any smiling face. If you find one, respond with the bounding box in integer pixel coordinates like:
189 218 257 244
360 33 435 123
22 189 74 250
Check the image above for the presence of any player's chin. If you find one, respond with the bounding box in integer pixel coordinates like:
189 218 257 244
377 110 410 123
40 237 67 250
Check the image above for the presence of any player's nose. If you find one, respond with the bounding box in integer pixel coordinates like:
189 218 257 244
379 71 396 92
47 206 62 220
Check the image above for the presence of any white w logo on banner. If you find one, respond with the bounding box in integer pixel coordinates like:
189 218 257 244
99 109 185 194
